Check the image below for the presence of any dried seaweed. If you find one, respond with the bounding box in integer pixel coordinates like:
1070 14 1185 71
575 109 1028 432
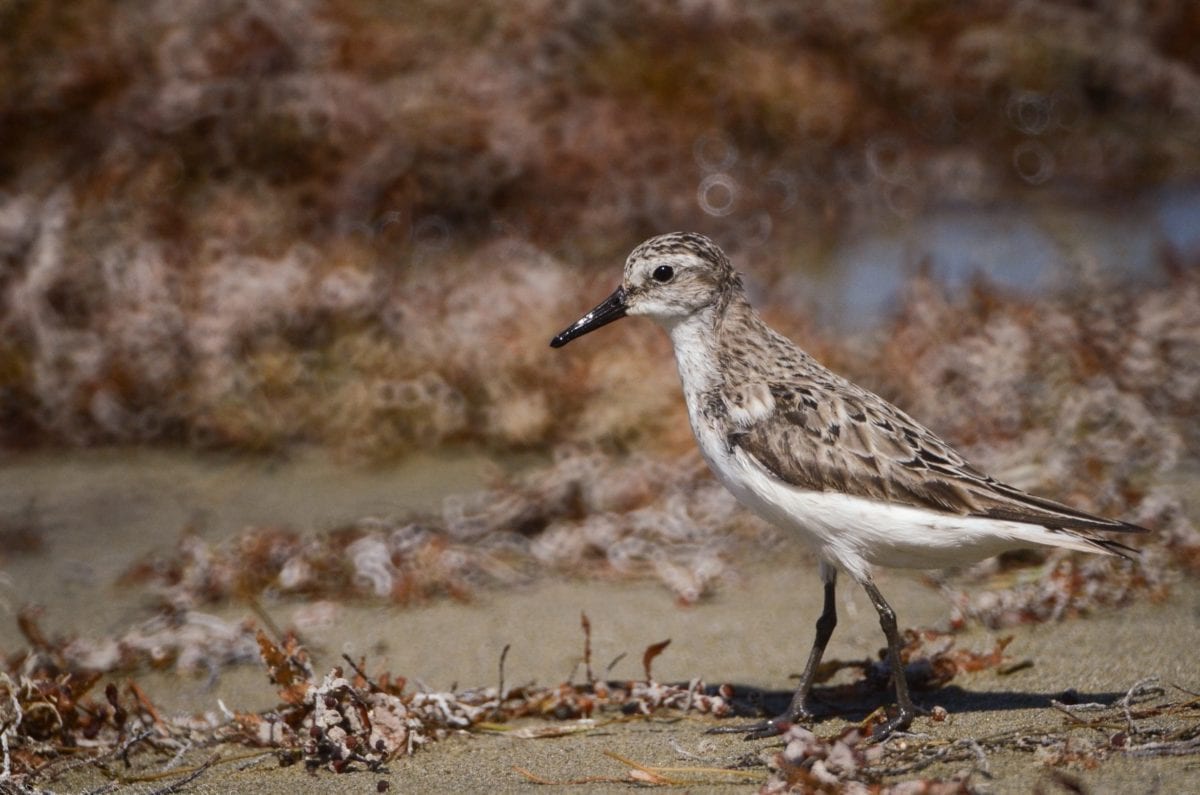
1 608 1196 791
117 450 774 606
190 628 741 775
759 676 1200 792
113 414 1193 629
10 606 258 678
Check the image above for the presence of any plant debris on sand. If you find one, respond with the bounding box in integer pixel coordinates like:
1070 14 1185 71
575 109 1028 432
118 450 775 609
6 613 1197 792
759 673 1200 795
0 615 736 787
118 411 1196 634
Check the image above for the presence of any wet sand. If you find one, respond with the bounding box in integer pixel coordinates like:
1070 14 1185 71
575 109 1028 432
0 447 500 639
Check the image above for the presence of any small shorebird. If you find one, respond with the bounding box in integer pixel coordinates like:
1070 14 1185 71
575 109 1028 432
550 232 1145 739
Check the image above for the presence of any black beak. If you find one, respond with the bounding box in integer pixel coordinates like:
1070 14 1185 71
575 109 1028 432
549 286 628 348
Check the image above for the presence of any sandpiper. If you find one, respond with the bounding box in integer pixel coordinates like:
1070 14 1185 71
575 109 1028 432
550 232 1145 739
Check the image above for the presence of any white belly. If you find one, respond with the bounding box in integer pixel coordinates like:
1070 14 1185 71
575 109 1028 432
687 407 1080 583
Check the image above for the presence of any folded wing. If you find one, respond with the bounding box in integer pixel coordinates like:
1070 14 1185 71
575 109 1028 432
722 379 1147 541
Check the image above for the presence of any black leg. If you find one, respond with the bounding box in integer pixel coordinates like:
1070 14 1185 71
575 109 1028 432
781 576 837 722
861 578 916 739
708 567 838 739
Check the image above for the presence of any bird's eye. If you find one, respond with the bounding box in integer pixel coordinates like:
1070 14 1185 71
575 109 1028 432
652 265 674 283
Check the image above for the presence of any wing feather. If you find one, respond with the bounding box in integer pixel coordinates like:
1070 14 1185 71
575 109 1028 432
719 378 1147 536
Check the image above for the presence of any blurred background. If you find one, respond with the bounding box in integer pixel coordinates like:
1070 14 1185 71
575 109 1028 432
2 0 1199 455
1 0 1198 667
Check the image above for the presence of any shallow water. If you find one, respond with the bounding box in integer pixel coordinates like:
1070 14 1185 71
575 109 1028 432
0 448 502 642
782 184 1200 327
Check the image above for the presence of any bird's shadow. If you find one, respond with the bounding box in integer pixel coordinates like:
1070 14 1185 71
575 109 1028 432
707 682 1127 722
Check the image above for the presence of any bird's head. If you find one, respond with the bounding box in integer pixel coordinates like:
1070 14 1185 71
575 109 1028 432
550 232 737 347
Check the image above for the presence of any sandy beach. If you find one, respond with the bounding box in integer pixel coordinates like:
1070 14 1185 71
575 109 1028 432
1 451 1197 792
17 549 1198 793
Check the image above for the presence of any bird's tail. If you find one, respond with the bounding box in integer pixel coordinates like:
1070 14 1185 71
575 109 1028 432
1016 524 1141 560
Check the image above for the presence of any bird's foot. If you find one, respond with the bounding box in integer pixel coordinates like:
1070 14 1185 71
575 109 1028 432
706 706 813 740
864 703 917 742
705 717 788 739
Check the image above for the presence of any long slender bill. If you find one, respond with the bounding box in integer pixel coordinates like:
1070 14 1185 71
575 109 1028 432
549 286 627 348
